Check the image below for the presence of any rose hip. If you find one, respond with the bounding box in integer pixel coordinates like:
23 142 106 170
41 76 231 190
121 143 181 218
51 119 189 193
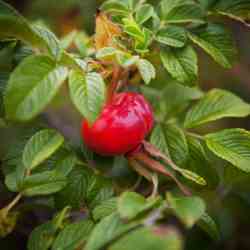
81 92 154 156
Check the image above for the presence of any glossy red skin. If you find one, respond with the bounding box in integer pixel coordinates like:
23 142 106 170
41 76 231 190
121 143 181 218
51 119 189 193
82 92 154 156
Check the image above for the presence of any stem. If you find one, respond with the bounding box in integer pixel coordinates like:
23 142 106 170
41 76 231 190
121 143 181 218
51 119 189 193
131 175 143 191
3 193 22 214
119 69 130 90
53 206 71 229
107 66 122 102
151 173 159 198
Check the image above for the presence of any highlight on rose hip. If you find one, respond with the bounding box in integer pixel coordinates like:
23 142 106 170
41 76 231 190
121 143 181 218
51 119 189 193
1 0 250 249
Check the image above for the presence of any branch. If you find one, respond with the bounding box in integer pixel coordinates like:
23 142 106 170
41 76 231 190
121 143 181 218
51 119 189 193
107 65 122 102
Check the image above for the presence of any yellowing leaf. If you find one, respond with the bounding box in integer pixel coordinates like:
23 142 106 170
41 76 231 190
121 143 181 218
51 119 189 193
95 12 121 50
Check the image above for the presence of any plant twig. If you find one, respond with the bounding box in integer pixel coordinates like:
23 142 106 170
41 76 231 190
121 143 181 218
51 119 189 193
2 193 22 214
107 65 122 102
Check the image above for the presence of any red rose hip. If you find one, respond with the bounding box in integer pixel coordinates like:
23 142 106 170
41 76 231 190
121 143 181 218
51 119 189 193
81 92 154 156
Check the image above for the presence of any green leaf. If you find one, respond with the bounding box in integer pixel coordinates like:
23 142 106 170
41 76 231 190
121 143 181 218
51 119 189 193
166 193 206 228
74 32 89 57
0 41 16 72
150 124 169 156
214 0 250 20
156 26 187 47
0 72 9 116
0 2 66 57
52 207 71 230
205 128 250 172
13 44 33 63
69 70 106 123
197 0 217 10
189 23 237 68
4 55 68 121
22 170 67 196
185 89 250 128
116 53 139 68
126 0 142 10
23 129 64 170
0 118 6 128
110 226 183 250
2 127 42 175
60 52 87 72
186 136 219 188
33 25 62 60
165 124 189 166
28 222 56 250
0 1 42 46
135 28 152 53
135 4 155 24
85 213 138 250
197 213 220 241
90 186 114 209
96 47 117 60
5 164 26 192
52 220 94 250
101 0 129 16
136 59 156 84
96 47 138 68
123 17 145 43
55 167 113 209
150 124 205 186
93 197 117 221
60 30 77 49
109 0 143 12
160 46 198 86
161 83 203 116
159 0 204 24
55 153 77 177
223 164 250 187
118 192 160 220
5 173 19 192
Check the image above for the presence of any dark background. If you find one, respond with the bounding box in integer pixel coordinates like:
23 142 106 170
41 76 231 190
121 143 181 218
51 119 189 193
1 1 250 249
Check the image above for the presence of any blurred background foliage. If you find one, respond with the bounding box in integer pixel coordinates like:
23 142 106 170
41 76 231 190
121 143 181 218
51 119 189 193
1 0 250 250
